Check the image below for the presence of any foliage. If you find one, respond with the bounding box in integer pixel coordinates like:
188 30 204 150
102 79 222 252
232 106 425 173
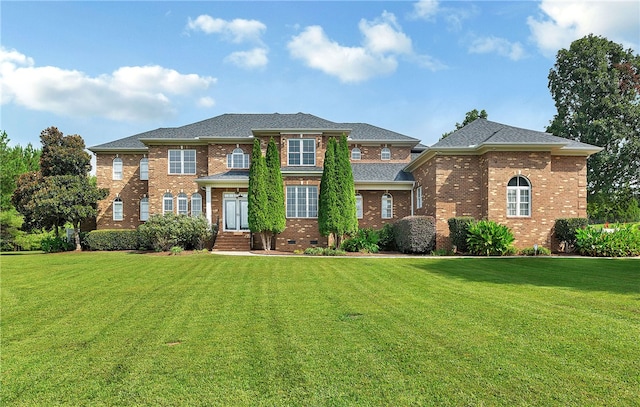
394 216 436 254
587 188 640 223
84 229 143 251
40 236 74 253
575 224 640 257
303 247 346 256
39 127 91 177
447 217 475 253
11 171 44 231
547 35 640 197
554 218 589 251
318 137 339 243
0 131 40 210
519 246 552 256
138 214 211 252
377 223 396 251
265 138 286 237
13 229 54 251
0 208 25 251
335 134 358 240
430 248 455 256
170 246 184 255
441 109 488 139
341 228 380 253
247 139 270 250
466 220 515 256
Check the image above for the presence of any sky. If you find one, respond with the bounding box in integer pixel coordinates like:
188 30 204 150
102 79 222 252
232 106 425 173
1 0 639 153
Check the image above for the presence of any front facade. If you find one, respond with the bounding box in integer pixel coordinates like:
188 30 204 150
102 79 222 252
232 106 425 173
90 114 601 251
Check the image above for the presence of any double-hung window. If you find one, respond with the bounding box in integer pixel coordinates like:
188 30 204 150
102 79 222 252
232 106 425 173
382 193 393 219
286 186 318 218
351 148 361 160
288 139 315 166
355 194 363 219
140 197 149 221
177 193 188 215
507 176 531 217
191 193 202 217
168 149 196 174
140 158 148 180
163 193 174 215
113 158 123 180
113 197 123 221
381 147 391 160
227 148 250 169
416 186 423 209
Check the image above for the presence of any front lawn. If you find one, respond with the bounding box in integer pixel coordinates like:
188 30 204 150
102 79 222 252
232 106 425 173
2 252 639 406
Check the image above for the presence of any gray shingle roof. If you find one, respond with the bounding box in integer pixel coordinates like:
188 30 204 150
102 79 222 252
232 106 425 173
90 113 419 151
352 163 414 182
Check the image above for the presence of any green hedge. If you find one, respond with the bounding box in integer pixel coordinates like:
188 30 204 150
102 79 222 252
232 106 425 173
84 229 143 251
394 216 436 254
447 217 475 253
554 218 589 249
575 225 640 257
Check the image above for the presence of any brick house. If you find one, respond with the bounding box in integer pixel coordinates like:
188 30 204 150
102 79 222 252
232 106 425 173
89 113 601 251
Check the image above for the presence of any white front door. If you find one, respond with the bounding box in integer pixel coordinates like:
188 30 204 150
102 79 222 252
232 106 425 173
223 193 249 231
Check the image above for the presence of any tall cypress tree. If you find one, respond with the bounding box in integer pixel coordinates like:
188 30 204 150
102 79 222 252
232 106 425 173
335 133 358 245
248 138 269 250
318 137 339 245
265 138 285 248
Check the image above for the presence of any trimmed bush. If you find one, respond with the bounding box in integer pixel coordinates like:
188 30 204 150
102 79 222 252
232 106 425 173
447 217 475 253
303 247 346 256
84 229 142 251
394 216 436 254
341 228 379 253
377 223 396 251
138 214 211 252
466 220 515 256
575 225 640 257
554 218 589 251
41 236 74 253
520 246 551 256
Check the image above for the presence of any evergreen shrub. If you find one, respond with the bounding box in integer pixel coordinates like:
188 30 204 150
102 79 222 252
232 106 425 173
394 216 436 254
447 217 475 253
554 218 589 250
84 229 142 251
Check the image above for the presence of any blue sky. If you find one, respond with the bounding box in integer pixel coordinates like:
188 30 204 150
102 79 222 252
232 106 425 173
2 1 638 151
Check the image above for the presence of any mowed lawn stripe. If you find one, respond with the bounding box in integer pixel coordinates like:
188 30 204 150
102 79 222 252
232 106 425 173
1 253 638 406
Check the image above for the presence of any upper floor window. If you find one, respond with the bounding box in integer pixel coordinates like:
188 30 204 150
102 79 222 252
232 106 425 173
416 186 423 209
140 158 148 180
168 149 196 174
112 157 123 180
163 192 173 215
355 194 363 219
191 193 202 217
227 148 250 169
177 193 188 215
140 197 149 221
382 193 393 219
288 139 315 166
381 147 391 160
286 186 318 218
113 197 123 221
507 176 530 217
351 148 361 160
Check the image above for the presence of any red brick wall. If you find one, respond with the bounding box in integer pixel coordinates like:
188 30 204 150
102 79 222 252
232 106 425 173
349 144 412 163
356 190 412 230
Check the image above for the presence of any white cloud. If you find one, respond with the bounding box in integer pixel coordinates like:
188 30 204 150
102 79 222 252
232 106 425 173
224 47 269 69
0 47 217 121
469 36 526 61
186 15 266 44
197 96 215 108
288 12 444 83
412 0 439 21
528 0 640 57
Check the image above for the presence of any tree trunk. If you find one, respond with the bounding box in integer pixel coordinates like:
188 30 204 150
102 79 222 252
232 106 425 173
260 232 269 252
74 222 82 251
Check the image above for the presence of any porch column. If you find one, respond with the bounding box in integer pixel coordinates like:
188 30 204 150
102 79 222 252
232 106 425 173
205 186 212 226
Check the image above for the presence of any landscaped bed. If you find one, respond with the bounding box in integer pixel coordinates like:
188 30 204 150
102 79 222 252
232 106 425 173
2 252 639 406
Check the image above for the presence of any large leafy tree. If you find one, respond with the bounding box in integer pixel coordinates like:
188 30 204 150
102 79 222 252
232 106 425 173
39 126 91 177
0 131 40 210
441 109 488 139
248 138 270 250
547 35 640 200
265 138 286 241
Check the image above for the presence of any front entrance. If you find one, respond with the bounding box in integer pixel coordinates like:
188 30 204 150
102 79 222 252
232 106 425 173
223 192 249 231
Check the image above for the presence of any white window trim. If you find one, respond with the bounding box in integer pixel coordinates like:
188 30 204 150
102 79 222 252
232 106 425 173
227 148 250 169
112 157 123 180
113 197 123 221
286 186 318 218
163 193 174 215
140 197 149 221
140 158 149 181
507 176 531 217
416 186 423 209
381 147 391 161
382 193 393 219
191 193 202 217
177 193 189 215
355 194 363 219
351 147 361 160
287 139 316 166
168 149 197 175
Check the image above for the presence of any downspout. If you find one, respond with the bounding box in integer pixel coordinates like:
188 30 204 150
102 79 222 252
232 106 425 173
410 182 415 216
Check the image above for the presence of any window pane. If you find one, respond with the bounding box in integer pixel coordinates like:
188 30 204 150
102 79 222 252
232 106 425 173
140 198 149 221
286 187 296 217
381 148 391 160
240 200 249 229
177 194 188 215
356 195 363 218
191 194 202 217
298 187 307 217
288 140 301 165
225 200 236 229
113 158 123 180
140 158 148 180
351 148 361 160
113 200 123 221
308 187 318 218
183 150 196 174
163 194 173 214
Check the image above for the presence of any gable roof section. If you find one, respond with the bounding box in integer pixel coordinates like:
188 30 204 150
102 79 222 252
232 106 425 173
405 119 602 172
89 113 419 152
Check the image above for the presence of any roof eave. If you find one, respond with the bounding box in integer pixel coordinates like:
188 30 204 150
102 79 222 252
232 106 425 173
89 146 149 153
354 180 414 191
139 138 206 145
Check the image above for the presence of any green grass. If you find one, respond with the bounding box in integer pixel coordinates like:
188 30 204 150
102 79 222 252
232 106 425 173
2 252 639 406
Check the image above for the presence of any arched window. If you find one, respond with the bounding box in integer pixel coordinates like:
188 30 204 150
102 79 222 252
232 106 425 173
382 193 393 219
140 197 149 221
507 176 531 217
177 193 188 215
139 157 148 180
355 194 363 219
113 197 123 221
227 148 250 169
191 193 202 217
351 148 361 160
381 147 391 160
112 157 123 180
163 193 173 215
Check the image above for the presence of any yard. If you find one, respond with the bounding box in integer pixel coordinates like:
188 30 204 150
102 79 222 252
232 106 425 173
2 252 639 406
